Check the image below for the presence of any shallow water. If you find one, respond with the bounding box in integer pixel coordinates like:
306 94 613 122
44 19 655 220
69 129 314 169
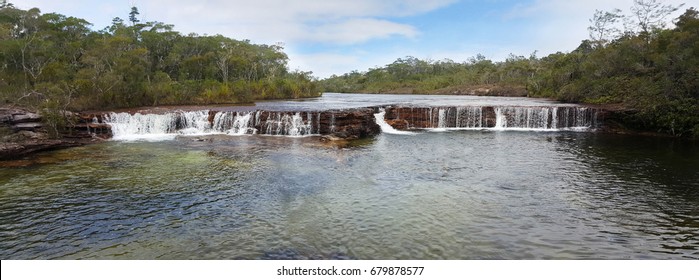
117 93 578 113
1 131 697 259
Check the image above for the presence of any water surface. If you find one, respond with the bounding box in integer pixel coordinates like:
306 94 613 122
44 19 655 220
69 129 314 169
1 131 697 259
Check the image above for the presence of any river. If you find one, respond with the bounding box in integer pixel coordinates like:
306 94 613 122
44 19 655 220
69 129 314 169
1 93 697 259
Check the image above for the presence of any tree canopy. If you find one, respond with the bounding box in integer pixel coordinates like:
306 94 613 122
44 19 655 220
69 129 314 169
320 3 699 137
1 1 697 137
0 3 319 111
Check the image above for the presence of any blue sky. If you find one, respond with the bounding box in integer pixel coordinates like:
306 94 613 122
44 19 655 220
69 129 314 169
18 0 689 78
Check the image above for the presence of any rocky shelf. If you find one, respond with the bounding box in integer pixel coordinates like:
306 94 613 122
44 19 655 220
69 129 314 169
2 103 619 160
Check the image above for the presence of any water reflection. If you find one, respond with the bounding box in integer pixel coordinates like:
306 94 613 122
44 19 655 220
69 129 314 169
0 132 697 259
553 134 699 258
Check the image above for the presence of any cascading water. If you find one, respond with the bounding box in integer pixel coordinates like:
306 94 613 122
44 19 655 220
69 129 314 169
493 106 596 130
329 113 336 133
437 109 447 130
103 110 320 140
212 112 257 135
177 111 213 135
262 112 314 136
374 109 416 135
103 104 598 141
104 112 180 141
388 105 598 132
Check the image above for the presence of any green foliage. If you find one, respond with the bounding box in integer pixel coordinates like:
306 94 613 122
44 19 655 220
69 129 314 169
530 7 699 137
319 6 699 138
0 4 319 112
319 54 537 94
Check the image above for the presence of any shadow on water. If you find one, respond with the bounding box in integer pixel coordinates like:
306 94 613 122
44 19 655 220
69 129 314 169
553 133 699 258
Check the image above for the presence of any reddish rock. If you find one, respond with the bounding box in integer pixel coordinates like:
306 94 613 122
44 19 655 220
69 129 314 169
1 107 108 160
317 108 380 138
385 119 409 130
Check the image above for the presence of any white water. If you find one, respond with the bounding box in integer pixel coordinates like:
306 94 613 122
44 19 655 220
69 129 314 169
103 112 180 141
102 104 597 140
104 110 319 140
495 107 595 131
374 109 417 135
212 112 258 135
422 106 596 132
263 112 315 136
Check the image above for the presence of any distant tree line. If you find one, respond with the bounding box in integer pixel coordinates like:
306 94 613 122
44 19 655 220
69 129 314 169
320 1 699 137
319 53 537 95
0 2 319 112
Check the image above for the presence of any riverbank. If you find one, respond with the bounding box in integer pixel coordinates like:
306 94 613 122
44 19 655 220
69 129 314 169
350 84 528 97
0 107 109 160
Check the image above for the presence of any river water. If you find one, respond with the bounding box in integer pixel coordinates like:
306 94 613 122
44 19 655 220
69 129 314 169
1 94 698 259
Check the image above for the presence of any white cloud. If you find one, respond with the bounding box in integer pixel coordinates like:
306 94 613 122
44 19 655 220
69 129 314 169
287 50 399 79
287 52 361 78
307 18 418 44
18 0 454 44
138 0 454 44
503 0 688 54
19 0 690 79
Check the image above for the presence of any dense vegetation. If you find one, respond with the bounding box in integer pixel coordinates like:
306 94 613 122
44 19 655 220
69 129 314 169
319 54 535 96
1 1 697 137
0 2 319 112
320 2 699 137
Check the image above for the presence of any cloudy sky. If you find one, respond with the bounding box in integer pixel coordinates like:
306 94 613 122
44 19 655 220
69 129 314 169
18 0 689 78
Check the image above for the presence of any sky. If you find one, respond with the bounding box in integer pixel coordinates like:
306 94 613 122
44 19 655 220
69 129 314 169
17 0 690 78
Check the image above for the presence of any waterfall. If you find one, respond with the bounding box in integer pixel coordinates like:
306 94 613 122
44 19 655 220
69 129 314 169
437 108 447 129
455 107 484 128
428 107 488 129
104 112 180 141
374 109 416 135
103 110 320 140
102 105 599 141
492 106 596 130
261 112 315 136
177 111 213 135
212 112 257 135
329 113 336 133
494 107 551 130
386 106 598 132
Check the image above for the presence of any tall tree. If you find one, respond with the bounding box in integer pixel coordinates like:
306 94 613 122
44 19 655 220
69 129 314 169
588 9 623 48
128 6 140 25
0 0 14 9
628 0 683 36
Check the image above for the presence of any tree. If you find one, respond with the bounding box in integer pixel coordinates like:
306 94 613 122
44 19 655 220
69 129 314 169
128 6 139 25
588 9 623 47
627 0 683 36
0 4 320 109
0 0 14 9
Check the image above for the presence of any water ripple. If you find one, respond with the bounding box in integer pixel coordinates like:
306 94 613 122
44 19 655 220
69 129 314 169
1 133 698 259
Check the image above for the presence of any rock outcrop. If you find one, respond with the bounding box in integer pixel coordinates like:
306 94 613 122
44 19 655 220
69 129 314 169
1 107 109 160
382 106 600 130
1 102 609 160
202 108 380 139
317 108 381 139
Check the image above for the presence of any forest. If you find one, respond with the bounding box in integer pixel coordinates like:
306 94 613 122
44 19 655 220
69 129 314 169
1 1 697 137
320 2 699 137
0 1 319 112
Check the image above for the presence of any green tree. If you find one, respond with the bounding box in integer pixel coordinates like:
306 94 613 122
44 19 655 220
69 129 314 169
588 9 623 48
128 6 139 25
